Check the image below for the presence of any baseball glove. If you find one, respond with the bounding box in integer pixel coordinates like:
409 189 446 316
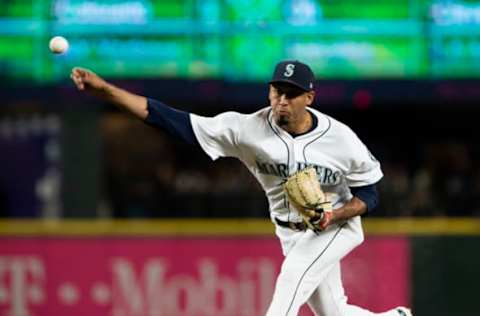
283 167 333 233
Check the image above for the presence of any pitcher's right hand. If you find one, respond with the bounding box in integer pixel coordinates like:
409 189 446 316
70 67 108 93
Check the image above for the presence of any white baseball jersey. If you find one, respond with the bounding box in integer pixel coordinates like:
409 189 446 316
190 106 383 224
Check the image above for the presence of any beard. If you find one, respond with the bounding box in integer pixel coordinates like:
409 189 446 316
276 115 289 126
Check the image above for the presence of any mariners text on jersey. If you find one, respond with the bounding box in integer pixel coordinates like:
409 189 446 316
255 160 341 185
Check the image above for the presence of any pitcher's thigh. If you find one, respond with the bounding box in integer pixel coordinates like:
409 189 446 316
307 263 378 316
307 263 348 316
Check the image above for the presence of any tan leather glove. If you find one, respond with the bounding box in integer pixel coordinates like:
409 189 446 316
283 167 333 233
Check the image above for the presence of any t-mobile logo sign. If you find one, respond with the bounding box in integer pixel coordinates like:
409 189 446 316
0 256 46 316
0 255 277 316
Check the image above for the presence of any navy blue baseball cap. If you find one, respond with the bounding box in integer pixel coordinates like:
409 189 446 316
269 60 315 91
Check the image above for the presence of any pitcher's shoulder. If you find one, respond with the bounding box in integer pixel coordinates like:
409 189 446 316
235 107 272 125
309 109 356 138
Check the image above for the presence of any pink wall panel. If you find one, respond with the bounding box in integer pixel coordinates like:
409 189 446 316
0 236 409 316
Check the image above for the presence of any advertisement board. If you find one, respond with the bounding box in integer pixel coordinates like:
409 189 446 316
0 236 409 316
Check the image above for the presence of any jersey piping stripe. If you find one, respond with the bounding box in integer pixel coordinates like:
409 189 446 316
266 110 290 173
285 223 344 316
266 110 292 217
302 116 332 164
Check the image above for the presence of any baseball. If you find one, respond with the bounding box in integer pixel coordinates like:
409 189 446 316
49 36 69 54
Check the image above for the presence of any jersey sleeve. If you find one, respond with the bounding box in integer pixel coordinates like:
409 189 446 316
344 131 383 187
144 98 198 145
189 111 243 160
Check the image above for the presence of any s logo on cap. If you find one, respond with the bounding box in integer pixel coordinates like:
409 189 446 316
284 64 295 77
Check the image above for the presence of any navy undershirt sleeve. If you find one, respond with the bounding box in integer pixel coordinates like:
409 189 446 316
144 98 198 146
349 184 379 213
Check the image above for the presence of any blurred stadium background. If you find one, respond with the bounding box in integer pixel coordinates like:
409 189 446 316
1 0 480 315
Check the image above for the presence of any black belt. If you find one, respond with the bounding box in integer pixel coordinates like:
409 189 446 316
275 217 307 231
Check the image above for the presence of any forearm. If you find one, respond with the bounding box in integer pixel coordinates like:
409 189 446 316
332 196 367 222
96 84 198 145
99 82 148 120
71 67 149 120
71 67 197 145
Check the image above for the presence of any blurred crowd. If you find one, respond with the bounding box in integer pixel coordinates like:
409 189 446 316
377 142 480 217
99 113 480 218
1 109 479 218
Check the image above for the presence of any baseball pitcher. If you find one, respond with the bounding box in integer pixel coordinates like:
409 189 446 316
71 60 412 316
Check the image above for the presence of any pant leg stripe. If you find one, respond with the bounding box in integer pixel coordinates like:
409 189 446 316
285 223 345 316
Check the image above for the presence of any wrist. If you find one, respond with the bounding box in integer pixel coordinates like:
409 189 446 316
329 209 337 221
319 210 334 230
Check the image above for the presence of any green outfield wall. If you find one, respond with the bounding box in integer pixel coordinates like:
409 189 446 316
412 236 480 316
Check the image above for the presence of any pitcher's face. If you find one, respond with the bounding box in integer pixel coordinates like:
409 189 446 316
269 83 314 127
